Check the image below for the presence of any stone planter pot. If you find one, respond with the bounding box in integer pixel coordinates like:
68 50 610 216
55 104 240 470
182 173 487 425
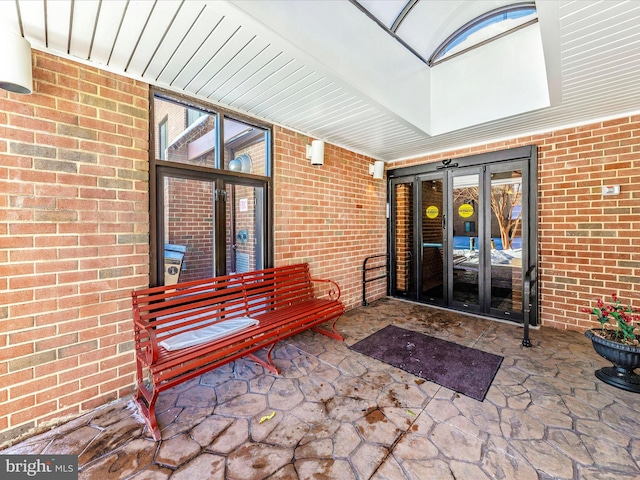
585 329 640 393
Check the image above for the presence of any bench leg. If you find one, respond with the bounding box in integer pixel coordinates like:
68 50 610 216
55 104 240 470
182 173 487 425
134 360 162 441
134 388 162 441
311 316 344 341
248 343 280 375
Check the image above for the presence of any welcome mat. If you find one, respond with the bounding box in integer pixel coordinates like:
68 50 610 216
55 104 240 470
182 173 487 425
350 325 503 401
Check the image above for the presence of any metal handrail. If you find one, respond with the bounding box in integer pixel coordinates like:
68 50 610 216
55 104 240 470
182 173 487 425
362 254 388 306
522 264 537 347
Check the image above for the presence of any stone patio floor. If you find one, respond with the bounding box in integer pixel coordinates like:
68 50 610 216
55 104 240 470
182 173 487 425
2 298 640 479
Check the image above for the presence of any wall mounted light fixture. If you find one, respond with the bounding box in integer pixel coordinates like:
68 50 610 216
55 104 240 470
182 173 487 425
306 140 325 166
0 31 33 94
369 160 385 179
228 153 252 173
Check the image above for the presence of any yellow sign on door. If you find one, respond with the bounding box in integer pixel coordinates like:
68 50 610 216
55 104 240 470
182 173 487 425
426 206 439 219
458 204 474 218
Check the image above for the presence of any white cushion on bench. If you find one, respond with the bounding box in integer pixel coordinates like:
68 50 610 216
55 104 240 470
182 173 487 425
159 316 258 351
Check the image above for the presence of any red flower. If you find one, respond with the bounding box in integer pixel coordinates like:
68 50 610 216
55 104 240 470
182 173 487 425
583 293 638 343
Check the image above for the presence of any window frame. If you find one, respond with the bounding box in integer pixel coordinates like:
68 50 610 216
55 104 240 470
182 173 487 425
148 87 274 286
429 2 538 66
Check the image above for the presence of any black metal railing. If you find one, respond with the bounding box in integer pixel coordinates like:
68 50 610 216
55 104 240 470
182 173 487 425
522 265 537 347
362 254 388 306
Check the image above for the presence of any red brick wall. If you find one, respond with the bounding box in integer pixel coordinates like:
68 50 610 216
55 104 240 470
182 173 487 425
273 127 388 308
0 51 150 445
393 117 640 332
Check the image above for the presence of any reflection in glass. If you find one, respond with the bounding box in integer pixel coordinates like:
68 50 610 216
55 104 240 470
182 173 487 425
451 174 480 307
421 179 444 303
223 117 268 176
154 96 216 167
226 183 263 274
490 170 523 312
394 183 414 298
163 176 215 283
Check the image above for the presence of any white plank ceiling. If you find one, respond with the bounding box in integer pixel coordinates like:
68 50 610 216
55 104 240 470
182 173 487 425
2 0 640 162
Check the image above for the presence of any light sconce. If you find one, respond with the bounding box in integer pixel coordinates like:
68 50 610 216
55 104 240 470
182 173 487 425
306 140 325 166
369 160 385 179
0 31 33 94
228 153 252 173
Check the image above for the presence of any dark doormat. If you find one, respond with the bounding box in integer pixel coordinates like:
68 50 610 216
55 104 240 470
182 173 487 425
350 324 503 401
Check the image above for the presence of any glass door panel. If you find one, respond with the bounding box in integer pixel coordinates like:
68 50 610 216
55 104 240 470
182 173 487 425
226 183 264 274
489 166 524 319
420 177 445 304
163 176 215 283
391 181 415 299
451 172 481 312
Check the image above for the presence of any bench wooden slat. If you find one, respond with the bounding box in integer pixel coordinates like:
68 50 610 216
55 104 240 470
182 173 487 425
131 263 344 440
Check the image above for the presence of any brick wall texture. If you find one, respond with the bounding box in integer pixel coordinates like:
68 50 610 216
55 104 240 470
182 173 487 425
0 52 150 445
1 50 639 445
273 127 388 308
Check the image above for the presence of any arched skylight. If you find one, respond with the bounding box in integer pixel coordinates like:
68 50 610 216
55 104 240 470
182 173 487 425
429 3 537 65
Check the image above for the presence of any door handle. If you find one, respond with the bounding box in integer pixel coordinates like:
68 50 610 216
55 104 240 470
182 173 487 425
442 214 446 230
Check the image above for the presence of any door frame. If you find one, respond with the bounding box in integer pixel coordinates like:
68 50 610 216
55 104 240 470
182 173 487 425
387 145 538 325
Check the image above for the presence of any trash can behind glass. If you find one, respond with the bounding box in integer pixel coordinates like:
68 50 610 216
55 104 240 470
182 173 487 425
164 244 186 285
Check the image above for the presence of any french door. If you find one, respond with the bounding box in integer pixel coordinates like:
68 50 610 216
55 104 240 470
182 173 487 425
157 167 267 284
389 146 537 325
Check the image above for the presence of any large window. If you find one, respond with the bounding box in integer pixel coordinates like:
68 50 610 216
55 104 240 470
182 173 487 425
150 90 272 285
429 3 538 65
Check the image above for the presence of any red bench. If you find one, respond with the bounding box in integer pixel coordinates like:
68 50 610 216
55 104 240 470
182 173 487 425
131 263 344 440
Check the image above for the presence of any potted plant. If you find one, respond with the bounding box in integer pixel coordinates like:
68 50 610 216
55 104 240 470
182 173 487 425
582 293 640 392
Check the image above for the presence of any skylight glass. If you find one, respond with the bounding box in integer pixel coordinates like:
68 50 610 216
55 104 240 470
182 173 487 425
430 4 537 65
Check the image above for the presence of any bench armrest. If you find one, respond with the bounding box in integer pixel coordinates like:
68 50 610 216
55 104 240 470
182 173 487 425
310 277 341 301
133 319 159 365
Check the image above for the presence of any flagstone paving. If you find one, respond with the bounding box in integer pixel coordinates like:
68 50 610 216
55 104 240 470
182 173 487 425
3 298 640 479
